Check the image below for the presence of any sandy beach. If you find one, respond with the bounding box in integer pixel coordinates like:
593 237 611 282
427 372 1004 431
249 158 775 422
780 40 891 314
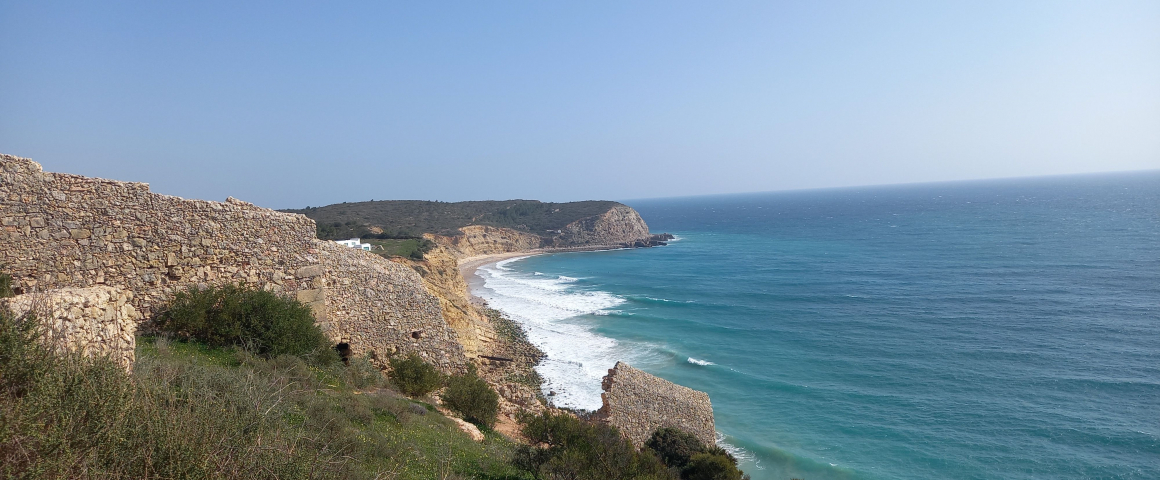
457 244 633 282
457 251 542 281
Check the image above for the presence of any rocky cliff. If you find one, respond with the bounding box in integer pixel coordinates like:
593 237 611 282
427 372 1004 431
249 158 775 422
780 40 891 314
426 225 546 258
551 204 654 248
426 207 660 258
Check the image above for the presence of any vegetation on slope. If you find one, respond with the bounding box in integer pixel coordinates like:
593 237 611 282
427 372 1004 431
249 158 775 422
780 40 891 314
0 281 749 480
0 312 525 479
155 284 338 365
364 237 437 260
0 270 13 298
282 199 621 240
443 367 501 429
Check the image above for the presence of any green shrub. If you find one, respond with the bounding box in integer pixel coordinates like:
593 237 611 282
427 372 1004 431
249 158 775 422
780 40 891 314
343 355 387 390
646 427 706 469
682 452 745 480
515 410 676 480
0 307 46 399
387 352 443 397
0 271 13 298
442 370 499 428
645 427 747 480
154 284 338 365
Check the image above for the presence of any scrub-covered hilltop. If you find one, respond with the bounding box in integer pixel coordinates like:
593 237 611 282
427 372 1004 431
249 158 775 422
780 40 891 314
283 199 670 252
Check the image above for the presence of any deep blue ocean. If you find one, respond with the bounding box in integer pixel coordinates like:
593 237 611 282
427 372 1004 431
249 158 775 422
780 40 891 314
469 172 1160 480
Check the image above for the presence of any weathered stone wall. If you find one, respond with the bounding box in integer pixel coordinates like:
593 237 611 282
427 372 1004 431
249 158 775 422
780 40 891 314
2 286 141 369
0 154 465 372
311 241 465 370
0 154 317 313
598 361 716 447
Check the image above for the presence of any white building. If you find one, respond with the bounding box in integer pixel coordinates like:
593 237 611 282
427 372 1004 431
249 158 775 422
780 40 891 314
335 238 373 251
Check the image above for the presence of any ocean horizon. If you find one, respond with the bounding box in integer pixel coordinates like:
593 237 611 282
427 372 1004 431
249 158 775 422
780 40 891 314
468 171 1160 480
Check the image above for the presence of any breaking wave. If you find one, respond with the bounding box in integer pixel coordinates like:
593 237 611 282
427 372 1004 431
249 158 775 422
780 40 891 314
473 257 645 410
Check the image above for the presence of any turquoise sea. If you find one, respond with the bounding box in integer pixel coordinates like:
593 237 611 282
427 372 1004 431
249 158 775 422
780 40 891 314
469 172 1160 480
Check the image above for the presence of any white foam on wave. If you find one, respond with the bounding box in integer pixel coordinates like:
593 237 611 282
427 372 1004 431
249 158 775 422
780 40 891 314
716 431 762 470
687 357 715 366
475 258 643 410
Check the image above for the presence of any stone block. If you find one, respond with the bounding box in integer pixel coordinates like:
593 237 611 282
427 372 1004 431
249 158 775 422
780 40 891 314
296 264 325 278
297 288 324 304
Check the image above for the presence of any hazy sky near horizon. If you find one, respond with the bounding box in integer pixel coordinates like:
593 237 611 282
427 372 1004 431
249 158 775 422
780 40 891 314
2 1 1157 209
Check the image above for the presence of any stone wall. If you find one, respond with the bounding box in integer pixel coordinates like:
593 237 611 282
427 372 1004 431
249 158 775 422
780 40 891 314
311 241 465 370
598 361 716 447
2 286 141 369
0 154 464 372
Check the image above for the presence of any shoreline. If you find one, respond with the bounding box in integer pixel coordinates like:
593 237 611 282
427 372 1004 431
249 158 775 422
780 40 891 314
458 251 541 282
457 244 636 411
457 244 636 290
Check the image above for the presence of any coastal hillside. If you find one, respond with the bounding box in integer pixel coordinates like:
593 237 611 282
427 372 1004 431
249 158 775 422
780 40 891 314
0 154 733 479
283 200 621 238
282 200 666 252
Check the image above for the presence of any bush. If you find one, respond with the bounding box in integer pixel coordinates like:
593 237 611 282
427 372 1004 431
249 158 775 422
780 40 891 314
645 428 748 480
387 352 443 397
647 427 706 470
0 271 13 298
0 306 46 399
683 453 745 480
154 284 338 365
515 411 676 480
442 369 499 428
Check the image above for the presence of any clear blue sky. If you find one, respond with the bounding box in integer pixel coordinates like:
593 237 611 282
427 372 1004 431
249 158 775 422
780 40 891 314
2 1 1157 209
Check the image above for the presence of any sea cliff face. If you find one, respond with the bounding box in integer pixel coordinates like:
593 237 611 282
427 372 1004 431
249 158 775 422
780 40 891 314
552 204 653 248
428 204 657 258
427 225 544 258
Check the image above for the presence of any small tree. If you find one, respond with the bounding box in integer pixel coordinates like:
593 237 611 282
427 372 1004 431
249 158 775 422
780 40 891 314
387 353 443 397
646 427 705 469
442 369 499 428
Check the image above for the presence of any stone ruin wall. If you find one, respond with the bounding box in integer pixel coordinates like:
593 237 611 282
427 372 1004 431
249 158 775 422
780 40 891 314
311 241 464 369
2 286 141 369
0 154 464 371
599 361 716 448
